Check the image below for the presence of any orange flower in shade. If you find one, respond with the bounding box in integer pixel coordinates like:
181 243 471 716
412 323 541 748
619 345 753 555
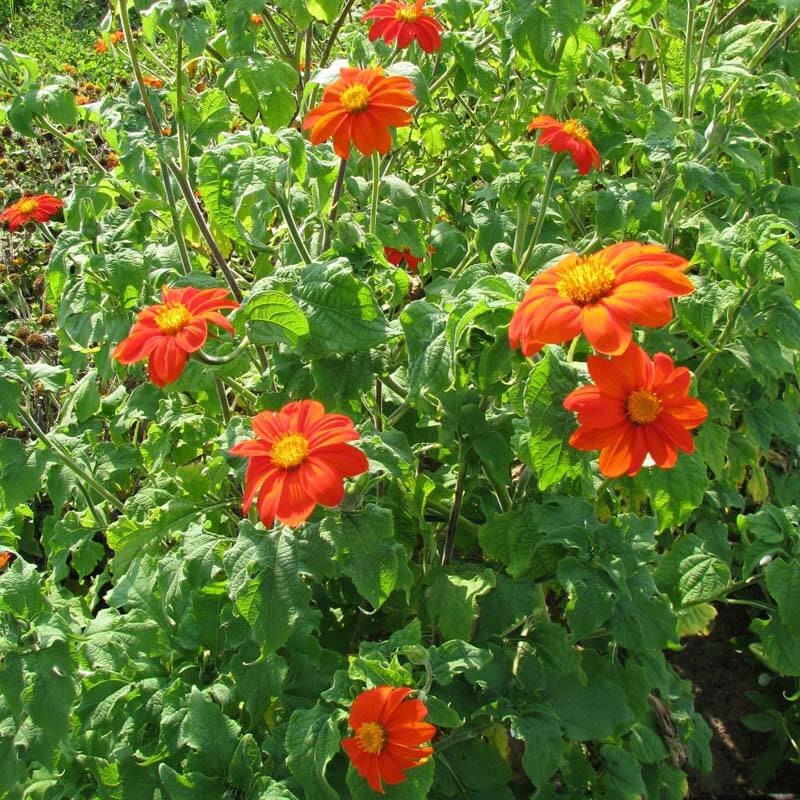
0 551 14 572
112 286 239 388
342 686 437 794
362 0 444 53
230 400 369 529
563 343 708 477
110 31 125 44
142 75 164 89
384 246 423 272
94 38 107 54
0 194 63 231
527 115 601 175
303 66 416 160
508 242 694 357
249 12 263 24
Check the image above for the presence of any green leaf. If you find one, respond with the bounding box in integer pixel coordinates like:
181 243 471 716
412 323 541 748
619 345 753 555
425 566 496 641
750 616 800 677
678 553 731 606
513 711 565 787
294 260 391 355
325 505 411 609
220 55 298 126
523 351 586 490
225 521 316 652
244 289 310 347
0 556 43 620
600 744 646 796
428 640 493 685
634 452 709 529
178 687 241 777
285 704 344 800
765 559 800 638
400 301 452 400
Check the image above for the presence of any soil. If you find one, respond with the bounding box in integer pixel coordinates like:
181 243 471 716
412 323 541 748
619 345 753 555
669 603 800 799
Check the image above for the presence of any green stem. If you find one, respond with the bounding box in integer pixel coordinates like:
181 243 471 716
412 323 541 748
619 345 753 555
271 188 312 264
484 467 512 513
262 7 294 61
19 406 125 512
516 152 565 276
319 0 356 67
214 377 230 425
441 447 468 566
688 0 719 113
542 35 568 115
512 202 530 267
322 157 348 252
195 336 251 365
566 336 579 362
175 34 190 176
694 285 753 380
380 373 408 399
682 0 696 118
369 152 381 236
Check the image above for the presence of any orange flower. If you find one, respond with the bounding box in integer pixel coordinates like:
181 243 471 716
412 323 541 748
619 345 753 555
62 63 77 74
94 38 107 54
142 75 164 89
0 551 14 572
230 400 369 529
113 286 239 388
0 194 63 231
563 343 708 477
342 686 436 794
110 31 125 44
76 94 90 105
249 12 263 24
384 246 423 272
105 152 119 169
508 242 694 357
303 66 416 160
527 115 601 175
362 0 444 53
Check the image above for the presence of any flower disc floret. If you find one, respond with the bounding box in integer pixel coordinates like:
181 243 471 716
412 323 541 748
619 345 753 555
230 400 369 529
509 241 694 357
154 303 192 334
342 686 437 793
303 66 416 159
362 0 444 53
563 343 708 477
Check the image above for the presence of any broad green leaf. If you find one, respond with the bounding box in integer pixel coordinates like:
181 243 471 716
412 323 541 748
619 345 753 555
225 521 316 652
634 452 708 529
285 704 344 800
425 566 496 641
513 711 565 787
178 686 241 777
765 559 800 638
244 289 310 347
400 301 452 400
678 554 731 606
324 505 411 609
294 260 391 355
523 351 586 490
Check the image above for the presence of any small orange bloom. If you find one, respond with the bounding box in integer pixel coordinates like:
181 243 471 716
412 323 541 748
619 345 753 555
0 551 14 572
76 94 90 105
62 63 77 74
161 126 172 136
563 343 708 477
94 38 107 54
113 286 239 388
527 115 601 175
342 686 436 794
384 246 423 272
249 12 263 24
110 31 125 44
303 66 416 160
230 400 369 529
105 153 119 169
362 0 444 53
0 194 63 231
509 242 694 357
142 75 164 89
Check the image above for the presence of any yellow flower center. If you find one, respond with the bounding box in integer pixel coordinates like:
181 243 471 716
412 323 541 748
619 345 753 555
17 198 39 214
395 4 420 21
562 118 589 141
556 255 616 306
154 302 192 334
340 83 371 113
270 432 310 469
356 722 387 754
626 390 663 424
